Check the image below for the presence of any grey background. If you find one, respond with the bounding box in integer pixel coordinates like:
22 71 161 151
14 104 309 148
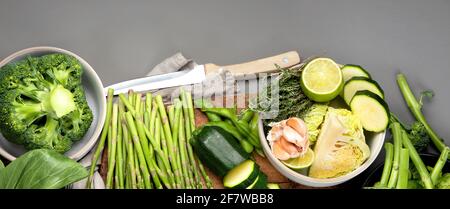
1 0 449 185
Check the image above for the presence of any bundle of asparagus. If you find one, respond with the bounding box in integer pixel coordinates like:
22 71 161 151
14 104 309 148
86 88 213 189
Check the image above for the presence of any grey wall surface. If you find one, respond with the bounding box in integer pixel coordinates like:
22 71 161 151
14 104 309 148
1 0 449 183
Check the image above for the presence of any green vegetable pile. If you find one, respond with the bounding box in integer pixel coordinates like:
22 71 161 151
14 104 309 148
0 149 87 189
372 73 449 189
0 54 93 153
250 66 314 131
86 89 212 189
196 100 262 156
191 122 277 189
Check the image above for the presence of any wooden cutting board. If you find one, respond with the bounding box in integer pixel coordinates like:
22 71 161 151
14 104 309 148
99 94 334 189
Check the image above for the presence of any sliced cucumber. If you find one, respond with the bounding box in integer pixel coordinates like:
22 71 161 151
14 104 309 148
350 90 390 132
341 64 371 82
223 160 260 189
267 183 281 189
343 77 384 104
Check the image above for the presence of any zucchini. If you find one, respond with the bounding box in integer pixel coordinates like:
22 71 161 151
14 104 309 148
341 64 371 82
191 126 250 177
343 77 384 104
267 183 281 189
248 173 268 189
246 175 260 189
223 160 260 188
350 90 390 132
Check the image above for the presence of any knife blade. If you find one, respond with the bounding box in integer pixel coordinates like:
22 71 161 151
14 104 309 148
105 51 300 95
106 65 206 95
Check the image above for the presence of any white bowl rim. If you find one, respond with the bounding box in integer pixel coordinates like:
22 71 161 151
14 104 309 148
258 116 386 187
0 46 106 161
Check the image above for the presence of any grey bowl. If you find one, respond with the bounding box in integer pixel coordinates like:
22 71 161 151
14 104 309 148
0 46 106 161
258 108 386 187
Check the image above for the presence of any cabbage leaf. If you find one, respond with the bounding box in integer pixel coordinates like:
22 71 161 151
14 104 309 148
309 107 370 179
303 103 328 144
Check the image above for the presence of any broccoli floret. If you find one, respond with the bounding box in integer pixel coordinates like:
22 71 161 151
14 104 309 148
407 180 424 189
408 121 430 152
23 117 73 153
0 54 93 153
37 54 82 90
390 115 430 152
436 173 450 189
60 87 93 141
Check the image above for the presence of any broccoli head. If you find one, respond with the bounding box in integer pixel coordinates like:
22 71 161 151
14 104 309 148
0 54 93 153
408 121 431 152
390 114 430 152
436 173 450 189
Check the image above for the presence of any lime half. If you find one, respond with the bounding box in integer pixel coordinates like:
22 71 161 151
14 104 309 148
300 58 343 102
282 147 315 170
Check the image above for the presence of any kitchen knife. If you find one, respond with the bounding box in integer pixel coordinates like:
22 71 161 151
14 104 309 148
106 51 300 95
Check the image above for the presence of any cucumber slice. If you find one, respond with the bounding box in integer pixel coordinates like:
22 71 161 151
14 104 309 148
267 183 281 189
343 77 384 104
350 90 390 132
223 160 260 188
341 64 371 82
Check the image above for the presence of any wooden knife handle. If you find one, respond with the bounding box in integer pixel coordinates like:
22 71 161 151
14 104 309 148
204 51 300 79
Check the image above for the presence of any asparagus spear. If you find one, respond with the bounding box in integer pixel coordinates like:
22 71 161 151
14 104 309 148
183 90 212 188
145 93 152 111
156 95 181 188
168 105 175 130
178 113 192 188
135 115 164 189
180 91 200 188
125 112 152 189
135 93 142 115
160 119 169 163
172 99 185 188
119 93 136 116
198 160 213 189
154 112 161 150
86 89 114 188
149 101 158 135
134 150 145 189
106 104 119 188
143 123 175 189
185 90 196 132
128 90 135 107
123 123 137 189
115 104 124 189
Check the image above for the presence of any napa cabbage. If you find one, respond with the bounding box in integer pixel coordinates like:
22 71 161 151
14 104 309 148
309 107 370 179
302 103 328 144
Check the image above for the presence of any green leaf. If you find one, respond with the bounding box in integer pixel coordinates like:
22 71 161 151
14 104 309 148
419 90 434 107
0 159 4 169
0 149 87 189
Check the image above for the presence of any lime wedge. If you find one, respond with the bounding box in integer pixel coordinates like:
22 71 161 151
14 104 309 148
282 147 315 170
300 58 343 102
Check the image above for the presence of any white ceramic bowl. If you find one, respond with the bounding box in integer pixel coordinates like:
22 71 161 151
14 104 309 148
258 112 386 187
0 46 106 161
